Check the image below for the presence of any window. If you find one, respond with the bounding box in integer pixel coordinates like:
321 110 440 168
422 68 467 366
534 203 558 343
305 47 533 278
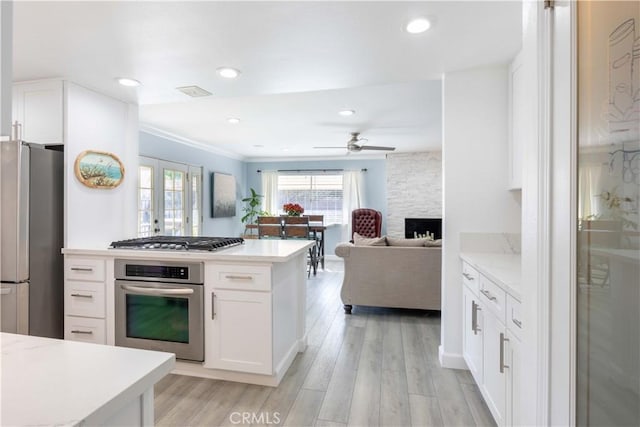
277 174 343 224
137 157 203 237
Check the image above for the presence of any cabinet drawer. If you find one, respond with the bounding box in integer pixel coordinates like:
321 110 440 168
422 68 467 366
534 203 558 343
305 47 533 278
479 275 506 322
462 262 480 295
65 316 106 344
65 281 105 318
207 264 271 291
507 295 523 337
65 258 105 282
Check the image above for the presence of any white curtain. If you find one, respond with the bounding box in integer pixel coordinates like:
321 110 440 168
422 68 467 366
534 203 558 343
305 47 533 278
342 170 365 241
261 170 279 215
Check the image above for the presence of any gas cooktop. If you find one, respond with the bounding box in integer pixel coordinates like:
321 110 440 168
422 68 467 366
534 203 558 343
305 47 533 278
109 236 244 251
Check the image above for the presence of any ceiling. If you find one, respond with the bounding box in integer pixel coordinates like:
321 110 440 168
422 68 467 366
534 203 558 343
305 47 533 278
12 1 522 160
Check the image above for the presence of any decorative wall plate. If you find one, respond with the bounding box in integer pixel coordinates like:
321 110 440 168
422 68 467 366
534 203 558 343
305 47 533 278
74 150 125 189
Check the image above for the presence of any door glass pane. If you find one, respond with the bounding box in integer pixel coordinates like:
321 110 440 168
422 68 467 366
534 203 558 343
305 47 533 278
125 294 189 343
137 165 154 237
163 168 185 236
577 2 640 425
192 172 202 236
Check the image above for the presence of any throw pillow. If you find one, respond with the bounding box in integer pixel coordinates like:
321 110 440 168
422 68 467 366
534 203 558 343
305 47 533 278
353 232 387 246
424 239 443 247
386 236 429 247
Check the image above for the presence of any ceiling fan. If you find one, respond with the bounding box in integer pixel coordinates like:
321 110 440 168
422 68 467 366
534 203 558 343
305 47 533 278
314 132 396 153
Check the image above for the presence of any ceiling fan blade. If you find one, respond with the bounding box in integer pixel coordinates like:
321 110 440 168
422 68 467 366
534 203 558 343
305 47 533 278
359 145 396 151
313 146 347 149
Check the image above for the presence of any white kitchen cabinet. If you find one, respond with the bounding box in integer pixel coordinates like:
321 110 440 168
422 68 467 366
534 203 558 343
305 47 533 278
64 255 107 344
463 282 484 383
506 329 522 426
204 288 272 375
508 51 524 190
482 308 507 427
12 80 64 145
204 263 274 375
461 258 522 427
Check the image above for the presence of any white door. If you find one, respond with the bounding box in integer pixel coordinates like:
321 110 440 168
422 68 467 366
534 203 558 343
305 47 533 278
137 157 203 237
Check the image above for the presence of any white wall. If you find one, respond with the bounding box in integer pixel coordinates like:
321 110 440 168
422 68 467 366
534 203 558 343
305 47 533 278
0 1 12 137
65 82 138 249
440 65 522 367
386 151 442 238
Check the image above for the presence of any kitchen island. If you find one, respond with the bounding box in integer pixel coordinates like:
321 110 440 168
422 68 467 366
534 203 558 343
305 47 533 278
0 332 174 426
62 239 314 386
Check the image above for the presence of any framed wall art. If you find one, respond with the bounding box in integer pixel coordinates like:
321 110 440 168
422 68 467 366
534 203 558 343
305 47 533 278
210 172 236 218
74 150 125 189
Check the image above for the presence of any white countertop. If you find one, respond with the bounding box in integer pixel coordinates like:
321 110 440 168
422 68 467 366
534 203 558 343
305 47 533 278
63 239 315 262
1 333 175 426
460 252 522 301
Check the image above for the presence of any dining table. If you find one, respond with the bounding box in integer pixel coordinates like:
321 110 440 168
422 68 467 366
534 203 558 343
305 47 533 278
246 218 326 270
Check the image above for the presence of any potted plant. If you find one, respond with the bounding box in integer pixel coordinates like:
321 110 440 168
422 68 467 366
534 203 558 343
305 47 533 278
241 188 268 237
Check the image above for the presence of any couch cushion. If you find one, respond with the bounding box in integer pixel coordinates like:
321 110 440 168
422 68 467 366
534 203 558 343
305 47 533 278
353 232 387 246
386 236 431 247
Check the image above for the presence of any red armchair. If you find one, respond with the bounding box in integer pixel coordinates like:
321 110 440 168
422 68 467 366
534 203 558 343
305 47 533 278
351 208 382 241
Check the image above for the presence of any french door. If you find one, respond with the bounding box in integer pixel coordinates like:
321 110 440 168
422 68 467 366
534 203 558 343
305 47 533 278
138 156 202 237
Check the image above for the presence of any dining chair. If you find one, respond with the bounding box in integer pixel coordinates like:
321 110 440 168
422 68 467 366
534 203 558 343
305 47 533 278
257 216 283 239
304 214 325 270
283 216 318 277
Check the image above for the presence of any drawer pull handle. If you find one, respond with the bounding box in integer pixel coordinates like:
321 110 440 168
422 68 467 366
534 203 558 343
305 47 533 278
472 301 482 334
70 293 93 299
512 318 522 328
71 330 93 335
500 333 510 373
225 275 253 280
211 292 216 320
462 272 474 280
480 289 497 302
70 267 93 272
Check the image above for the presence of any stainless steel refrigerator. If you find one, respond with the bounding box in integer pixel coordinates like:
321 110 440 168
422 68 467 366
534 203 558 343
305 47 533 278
1 139 64 338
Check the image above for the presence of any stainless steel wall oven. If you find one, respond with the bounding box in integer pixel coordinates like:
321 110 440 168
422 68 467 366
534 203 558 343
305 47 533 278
114 259 204 361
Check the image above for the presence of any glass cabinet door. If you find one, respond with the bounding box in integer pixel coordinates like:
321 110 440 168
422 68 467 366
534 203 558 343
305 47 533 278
577 2 640 425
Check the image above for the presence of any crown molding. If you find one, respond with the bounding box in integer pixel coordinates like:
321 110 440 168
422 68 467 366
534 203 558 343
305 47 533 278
139 124 246 161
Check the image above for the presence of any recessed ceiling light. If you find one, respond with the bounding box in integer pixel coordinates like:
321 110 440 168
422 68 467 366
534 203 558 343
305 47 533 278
406 17 431 34
227 117 241 124
339 109 355 116
116 77 141 87
217 67 241 79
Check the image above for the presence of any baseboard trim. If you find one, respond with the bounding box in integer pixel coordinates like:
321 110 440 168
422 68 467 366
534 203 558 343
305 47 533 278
438 345 468 370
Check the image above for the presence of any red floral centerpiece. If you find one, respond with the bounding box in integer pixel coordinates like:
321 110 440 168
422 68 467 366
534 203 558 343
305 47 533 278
283 203 304 216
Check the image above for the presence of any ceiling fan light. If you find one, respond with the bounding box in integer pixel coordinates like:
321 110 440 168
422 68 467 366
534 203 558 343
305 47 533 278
339 109 355 116
227 117 241 124
406 18 431 34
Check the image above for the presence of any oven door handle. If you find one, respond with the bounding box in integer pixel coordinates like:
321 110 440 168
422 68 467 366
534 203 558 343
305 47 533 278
120 285 194 296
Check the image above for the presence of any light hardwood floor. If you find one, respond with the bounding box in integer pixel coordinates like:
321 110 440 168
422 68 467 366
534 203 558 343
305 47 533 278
154 261 495 427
